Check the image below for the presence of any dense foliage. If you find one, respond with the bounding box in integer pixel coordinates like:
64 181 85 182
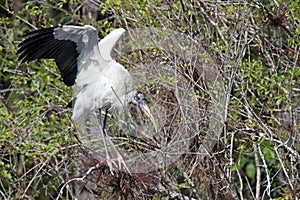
0 0 299 199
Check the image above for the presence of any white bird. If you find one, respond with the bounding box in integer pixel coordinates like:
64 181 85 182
17 25 156 173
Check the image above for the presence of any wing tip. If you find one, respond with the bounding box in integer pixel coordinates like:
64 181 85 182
16 26 79 86
98 27 126 61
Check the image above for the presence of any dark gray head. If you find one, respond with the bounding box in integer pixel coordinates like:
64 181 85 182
131 90 147 107
130 90 157 131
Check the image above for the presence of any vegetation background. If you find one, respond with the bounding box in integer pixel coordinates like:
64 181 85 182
0 0 299 199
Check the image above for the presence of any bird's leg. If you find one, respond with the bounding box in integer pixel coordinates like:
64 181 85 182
102 108 108 130
101 109 131 174
97 109 115 174
104 134 131 174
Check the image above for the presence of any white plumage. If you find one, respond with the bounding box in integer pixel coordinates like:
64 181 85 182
18 24 156 172
17 25 154 123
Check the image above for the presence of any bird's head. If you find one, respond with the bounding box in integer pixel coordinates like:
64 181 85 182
130 90 157 131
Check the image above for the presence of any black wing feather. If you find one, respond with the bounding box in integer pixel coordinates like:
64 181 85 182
17 27 79 86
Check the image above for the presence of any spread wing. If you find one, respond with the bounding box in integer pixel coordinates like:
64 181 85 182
17 25 127 120
17 25 99 86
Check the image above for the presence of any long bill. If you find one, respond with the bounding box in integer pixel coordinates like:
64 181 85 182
139 104 158 132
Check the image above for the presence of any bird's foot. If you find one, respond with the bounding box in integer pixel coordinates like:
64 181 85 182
117 155 131 174
105 155 116 175
105 155 130 175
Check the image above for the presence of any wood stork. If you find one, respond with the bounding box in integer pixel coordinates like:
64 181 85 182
17 25 156 173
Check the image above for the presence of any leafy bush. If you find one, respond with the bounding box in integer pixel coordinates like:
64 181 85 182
0 0 299 199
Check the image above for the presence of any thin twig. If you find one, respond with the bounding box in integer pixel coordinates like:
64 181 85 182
55 163 101 200
0 4 37 30
253 143 261 200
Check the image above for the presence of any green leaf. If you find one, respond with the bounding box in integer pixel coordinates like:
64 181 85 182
263 147 276 165
230 163 237 171
246 163 256 179
276 98 282 105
